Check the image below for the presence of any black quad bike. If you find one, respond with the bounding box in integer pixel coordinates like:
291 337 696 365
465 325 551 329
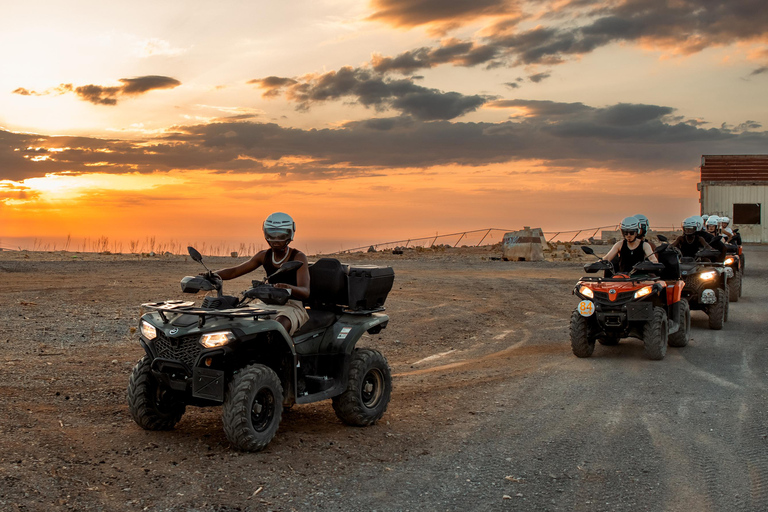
679 248 729 330
570 236 689 360
127 247 395 452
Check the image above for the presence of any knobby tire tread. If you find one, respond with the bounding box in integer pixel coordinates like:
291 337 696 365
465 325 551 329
127 356 185 431
643 307 668 360
668 300 690 347
222 364 283 452
570 310 595 358
332 348 391 426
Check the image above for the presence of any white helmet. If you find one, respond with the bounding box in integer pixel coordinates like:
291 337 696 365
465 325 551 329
701 214 709 222
263 212 295 242
706 215 719 227
720 216 730 226
693 216 704 231
633 214 649 236
682 216 699 235
620 216 640 235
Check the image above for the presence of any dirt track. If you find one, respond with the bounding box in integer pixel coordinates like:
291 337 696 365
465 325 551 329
1 246 767 511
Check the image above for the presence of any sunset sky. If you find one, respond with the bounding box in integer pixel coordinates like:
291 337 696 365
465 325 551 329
1 0 767 253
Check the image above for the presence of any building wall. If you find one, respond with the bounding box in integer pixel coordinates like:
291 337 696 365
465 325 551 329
700 183 768 242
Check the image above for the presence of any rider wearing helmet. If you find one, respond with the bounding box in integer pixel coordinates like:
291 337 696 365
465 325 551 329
211 212 310 335
719 216 735 241
632 213 655 250
673 216 716 259
603 216 657 273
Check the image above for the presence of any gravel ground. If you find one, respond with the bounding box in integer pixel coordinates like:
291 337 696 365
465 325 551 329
0 245 766 511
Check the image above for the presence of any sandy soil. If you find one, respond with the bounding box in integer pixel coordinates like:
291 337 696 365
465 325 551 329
1 245 766 511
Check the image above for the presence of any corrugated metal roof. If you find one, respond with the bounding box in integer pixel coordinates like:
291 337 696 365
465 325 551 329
701 154 768 182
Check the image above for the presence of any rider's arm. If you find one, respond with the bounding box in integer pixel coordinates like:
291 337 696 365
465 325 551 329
214 251 265 280
643 242 658 263
603 241 622 262
273 251 310 300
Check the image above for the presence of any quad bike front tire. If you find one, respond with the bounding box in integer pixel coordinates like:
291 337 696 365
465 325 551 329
728 269 741 302
332 348 391 426
724 284 730 323
729 272 741 303
642 307 668 360
222 364 283 452
127 356 186 430
570 310 595 358
707 288 726 330
668 300 691 348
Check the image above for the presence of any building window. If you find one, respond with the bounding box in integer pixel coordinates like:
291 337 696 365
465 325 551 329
733 203 761 224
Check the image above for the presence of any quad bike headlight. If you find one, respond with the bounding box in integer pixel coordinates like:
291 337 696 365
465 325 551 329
140 320 157 340
579 286 594 299
634 286 654 299
200 331 236 348
724 257 734 265
699 271 717 281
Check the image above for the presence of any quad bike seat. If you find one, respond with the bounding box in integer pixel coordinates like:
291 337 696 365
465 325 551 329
293 309 337 336
305 258 349 309
291 258 349 338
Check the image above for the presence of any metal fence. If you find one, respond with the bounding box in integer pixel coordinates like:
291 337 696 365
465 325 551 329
339 225 681 253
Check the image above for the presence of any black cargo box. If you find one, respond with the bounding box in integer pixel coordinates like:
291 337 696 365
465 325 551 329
346 265 395 310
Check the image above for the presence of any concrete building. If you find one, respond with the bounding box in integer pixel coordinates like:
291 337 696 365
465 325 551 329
698 155 768 243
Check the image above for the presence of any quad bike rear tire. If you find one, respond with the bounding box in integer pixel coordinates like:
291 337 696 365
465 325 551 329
569 310 595 358
332 348 391 426
708 288 726 330
127 356 186 430
222 364 283 452
643 307 668 360
729 272 741 303
668 300 691 348
724 284 730 323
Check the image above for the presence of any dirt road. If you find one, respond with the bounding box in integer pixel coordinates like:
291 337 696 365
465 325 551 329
1 246 766 511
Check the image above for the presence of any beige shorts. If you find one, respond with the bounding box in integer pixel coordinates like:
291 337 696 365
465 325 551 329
255 299 309 336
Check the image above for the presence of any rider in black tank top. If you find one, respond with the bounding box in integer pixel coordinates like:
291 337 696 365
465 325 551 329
618 239 648 272
263 248 298 285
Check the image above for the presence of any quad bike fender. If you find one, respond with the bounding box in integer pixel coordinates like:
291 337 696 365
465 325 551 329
665 281 685 304
316 312 390 355
294 313 389 405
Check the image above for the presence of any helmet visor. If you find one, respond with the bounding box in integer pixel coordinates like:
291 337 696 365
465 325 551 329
683 227 696 235
264 228 291 242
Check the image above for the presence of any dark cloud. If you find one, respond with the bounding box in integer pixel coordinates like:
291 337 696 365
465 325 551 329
13 76 180 105
371 40 501 73
367 0 519 30
363 0 768 78
3 99 767 183
528 72 551 83
250 67 487 120
735 120 762 131
248 76 299 98
503 82 520 89
749 66 768 76
119 76 181 95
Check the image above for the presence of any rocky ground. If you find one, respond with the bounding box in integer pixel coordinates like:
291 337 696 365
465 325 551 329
0 244 766 511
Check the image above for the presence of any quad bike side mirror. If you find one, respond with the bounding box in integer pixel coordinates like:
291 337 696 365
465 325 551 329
188 246 203 263
657 234 668 243
581 246 595 256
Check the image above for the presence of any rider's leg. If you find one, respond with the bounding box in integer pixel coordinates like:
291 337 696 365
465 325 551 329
276 315 293 335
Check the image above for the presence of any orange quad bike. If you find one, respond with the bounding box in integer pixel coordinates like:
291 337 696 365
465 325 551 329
570 236 689 360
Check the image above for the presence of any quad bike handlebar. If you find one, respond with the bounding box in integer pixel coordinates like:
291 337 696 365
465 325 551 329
182 246 304 308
